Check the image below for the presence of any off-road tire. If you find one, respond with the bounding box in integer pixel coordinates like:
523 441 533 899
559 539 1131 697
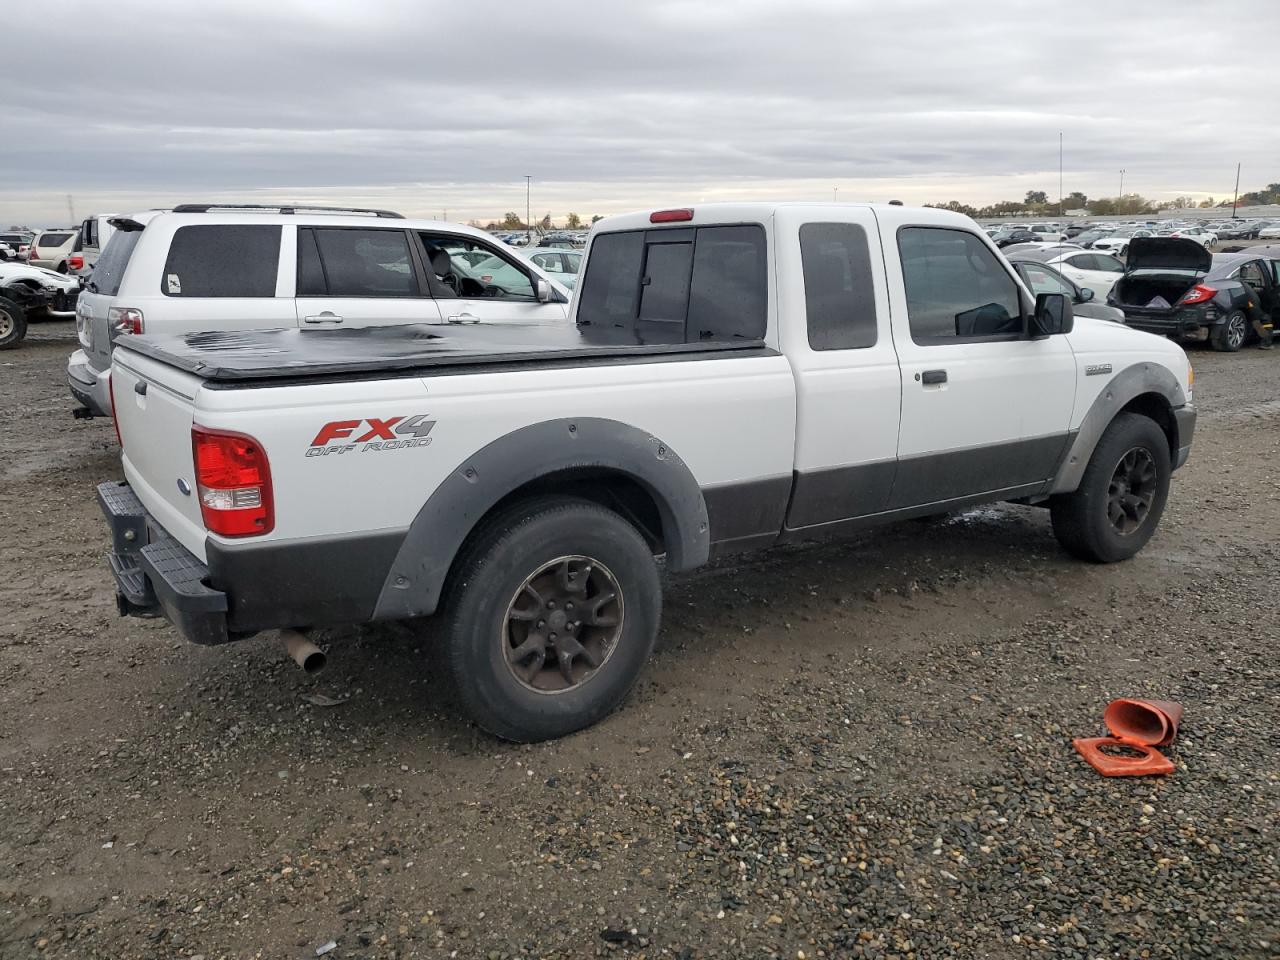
0 296 28 350
1050 413 1171 563
1211 310 1249 352
442 496 661 742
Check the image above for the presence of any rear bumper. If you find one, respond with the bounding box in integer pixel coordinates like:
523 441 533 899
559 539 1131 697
68 349 111 417
98 480 232 646
1122 306 1217 336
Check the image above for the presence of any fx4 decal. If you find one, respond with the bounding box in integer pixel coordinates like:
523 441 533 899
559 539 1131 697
306 415 436 457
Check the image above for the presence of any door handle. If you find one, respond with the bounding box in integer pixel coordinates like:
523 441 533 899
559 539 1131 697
447 313 479 324
304 311 343 324
921 369 948 385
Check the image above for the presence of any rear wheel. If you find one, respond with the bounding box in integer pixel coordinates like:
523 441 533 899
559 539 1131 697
0 296 28 350
1211 310 1248 352
442 497 661 742
1050 413 1171 563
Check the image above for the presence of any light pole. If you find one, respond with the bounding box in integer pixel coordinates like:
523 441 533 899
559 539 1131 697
833 187 838 203
1231 162 1241 218
1119 169 1125 199
1058 131 1064 217
524 175 532 240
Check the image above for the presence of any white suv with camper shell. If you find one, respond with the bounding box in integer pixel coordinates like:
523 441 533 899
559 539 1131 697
68 204 572 417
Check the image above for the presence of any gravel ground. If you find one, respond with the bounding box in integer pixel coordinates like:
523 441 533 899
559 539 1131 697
0 322 1277 959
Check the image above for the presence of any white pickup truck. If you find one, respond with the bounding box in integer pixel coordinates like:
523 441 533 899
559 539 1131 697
101 203 1196 741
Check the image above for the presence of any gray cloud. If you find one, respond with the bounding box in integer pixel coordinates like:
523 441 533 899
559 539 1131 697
3 0 1277 224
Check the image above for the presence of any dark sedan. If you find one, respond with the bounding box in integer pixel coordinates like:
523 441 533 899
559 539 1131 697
1108 238 1278 351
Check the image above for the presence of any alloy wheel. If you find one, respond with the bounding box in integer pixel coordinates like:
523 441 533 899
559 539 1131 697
1106 447 1158 536
501 555 624 694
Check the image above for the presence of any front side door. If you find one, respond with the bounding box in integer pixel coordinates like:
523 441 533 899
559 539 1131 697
416 232 567 326
883 221 1077 509
294 226 442 327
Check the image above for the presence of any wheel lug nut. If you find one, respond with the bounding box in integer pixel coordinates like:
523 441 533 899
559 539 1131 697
547 600 556 609
566 602 574 610
550 633 557 641
537 620 545 629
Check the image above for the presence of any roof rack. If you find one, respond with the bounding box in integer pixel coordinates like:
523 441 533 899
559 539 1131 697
171 203 404 219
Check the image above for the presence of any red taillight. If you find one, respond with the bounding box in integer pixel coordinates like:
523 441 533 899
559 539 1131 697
108 306 144 335
108 373 122 445
192 426 274 537
650 208 694 223
69 255 84 271
1179 285 1216 306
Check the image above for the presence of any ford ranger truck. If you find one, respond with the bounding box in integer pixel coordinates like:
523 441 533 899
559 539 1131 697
100 203 1196 742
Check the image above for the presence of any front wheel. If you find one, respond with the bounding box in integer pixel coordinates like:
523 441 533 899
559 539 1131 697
0 296 28 350
1050 413 1171 563
442 497 661 742
1211 310 1248 352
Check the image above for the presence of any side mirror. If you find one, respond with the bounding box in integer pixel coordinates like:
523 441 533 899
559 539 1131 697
535 278 554 303
1031 292 1074 338
1076 286 1095 302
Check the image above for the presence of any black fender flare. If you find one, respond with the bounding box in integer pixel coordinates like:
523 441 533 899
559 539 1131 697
1050 362 1188 494
373 417 710 620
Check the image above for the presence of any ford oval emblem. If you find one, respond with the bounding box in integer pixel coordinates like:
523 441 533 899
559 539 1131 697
177 478 192 496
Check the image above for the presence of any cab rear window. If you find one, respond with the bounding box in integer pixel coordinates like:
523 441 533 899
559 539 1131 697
578 224 767 343
161 225 281 298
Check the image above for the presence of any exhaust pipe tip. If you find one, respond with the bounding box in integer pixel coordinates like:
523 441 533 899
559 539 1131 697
281 629 326 675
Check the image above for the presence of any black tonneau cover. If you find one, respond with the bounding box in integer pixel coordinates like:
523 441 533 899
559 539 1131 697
120 323 768 382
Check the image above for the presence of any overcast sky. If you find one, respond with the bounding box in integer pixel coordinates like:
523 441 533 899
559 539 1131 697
3 0 1277 226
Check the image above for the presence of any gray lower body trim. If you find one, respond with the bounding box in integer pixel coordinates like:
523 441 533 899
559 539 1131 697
703 475 792 555
786 460 896 527
206 529 406 633
888 434 1070 509
777 481 1049 544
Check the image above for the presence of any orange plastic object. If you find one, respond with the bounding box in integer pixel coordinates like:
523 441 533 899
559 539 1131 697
1102 699 1182 747
1073 698 1184 777
1072 736 1175 777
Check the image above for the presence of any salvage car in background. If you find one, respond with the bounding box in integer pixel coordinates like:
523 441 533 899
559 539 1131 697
1093 228 1155 259
27 230 78 272
0 233 33 260
0 261 81 348
1108 238 1278 351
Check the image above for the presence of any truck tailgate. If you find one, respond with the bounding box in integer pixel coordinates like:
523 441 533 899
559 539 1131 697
111 349 209 560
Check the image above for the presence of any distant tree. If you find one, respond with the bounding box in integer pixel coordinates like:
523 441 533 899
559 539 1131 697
1239 182 1280 205
1197 197 1217 208
1025 190 1049 205
591 215 604 223
1066 191 1088 209
565 212 582 229
501 212 525 229
925 200 979 217
539 213 552 231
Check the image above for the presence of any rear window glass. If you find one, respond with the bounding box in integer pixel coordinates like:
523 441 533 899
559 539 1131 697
578 224 767 342
162 225 281 298
577 231 644 327
800 222 877 350
87 229 143 297
37 232 73 247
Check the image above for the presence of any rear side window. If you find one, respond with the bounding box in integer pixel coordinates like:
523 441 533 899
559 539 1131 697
800 222 877 350
37 232 73 247
306 228 417 298
87 228 144 297
898 227 1022 343
578 224 767 342
162 225 281 298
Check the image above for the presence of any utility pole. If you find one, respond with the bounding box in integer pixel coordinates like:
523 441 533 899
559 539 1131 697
1231 162 1241 218
524 175 532 240
1119 169 1125 199
833 187 838 203
1058 132 1064 217
67 193 75 225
